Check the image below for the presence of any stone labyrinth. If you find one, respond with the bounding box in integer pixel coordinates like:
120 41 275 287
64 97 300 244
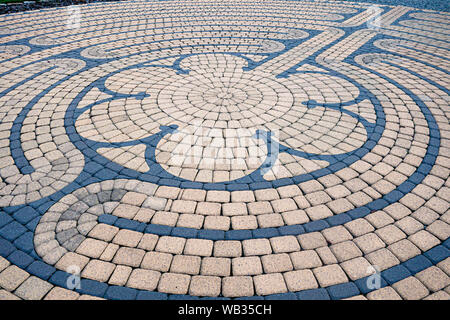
0 0 449 300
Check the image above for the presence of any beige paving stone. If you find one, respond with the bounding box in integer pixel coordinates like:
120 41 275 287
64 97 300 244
344 218 375 236
151 211 178 226
366 286 402 300
416 266 450 292
254 189 280 201
321 226 353 244
176 214 204 229
395 217 423 235
231 215 257 229
340 257 372 280
112 229 143 247
297 232 327 250
423 291 450 300
184 238 213 256
277 185 302 198
14 276 53 300
346 192 372 207
231 190 255 202
354 233 386 254
201 257 231 276
137 234 159 251
77 294 105 300
253 273 288 295
366 248 400 271
189 275 221 297
313 264 348 287
158 273 191 294
412 207 440 225
327 199 355 214
385 202 413 219
261 253 293 273
408 230 440 251
437 258 450 276
242 238 272 256
155 236 186 254
222 276 254 297
99 243 119 262
126 269 161 290
108 265 132 286
305 191 332 206
0 257 10 272
271 198 298 213
181 189 206 202
290 250 322 269
75 238 108 258
330 240 363 262
141 252 173 272
325 184 351 199
315 246 338 265
155 186 180 199
171 200 197 214
293 195 310 209
55 252 90 271
232 256 263 275
270 235 300 253
305 205 333 220
121 191 147 206
344 295 368 300
44 287 80 300
88 224 119 241
281 210 309 225
196 202 222 216
426 220 450 241
0 290 21 300
134 208 155 223
343 178 368 193
425 196 449 214
0 265 29 291
299 180 324 193
113 204 140 219
318 175 343 188
392 277 429 300
206 190 230 203
112 247 145 267
375 225 406 245
247 201 273 215
360 170 382 185
81 259 115 282
284 269 318 291
366 210 395 228
257 213 284 228
214 240 242 257
170 255 201 275
203 216 230 230
388 239 421 262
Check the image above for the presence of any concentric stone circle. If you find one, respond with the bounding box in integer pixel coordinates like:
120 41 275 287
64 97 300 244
0 0 449 301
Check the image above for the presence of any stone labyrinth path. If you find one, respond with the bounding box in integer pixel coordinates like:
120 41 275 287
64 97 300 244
0 0 449 300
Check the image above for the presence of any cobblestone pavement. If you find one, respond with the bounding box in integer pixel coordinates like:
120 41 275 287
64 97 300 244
0 0 449 300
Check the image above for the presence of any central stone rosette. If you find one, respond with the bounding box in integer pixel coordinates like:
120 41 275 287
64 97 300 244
76 54 370 182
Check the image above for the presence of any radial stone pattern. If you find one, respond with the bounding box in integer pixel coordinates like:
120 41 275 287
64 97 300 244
0 0 449 301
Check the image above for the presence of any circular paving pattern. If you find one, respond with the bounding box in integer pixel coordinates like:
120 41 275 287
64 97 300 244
0 0 449 300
